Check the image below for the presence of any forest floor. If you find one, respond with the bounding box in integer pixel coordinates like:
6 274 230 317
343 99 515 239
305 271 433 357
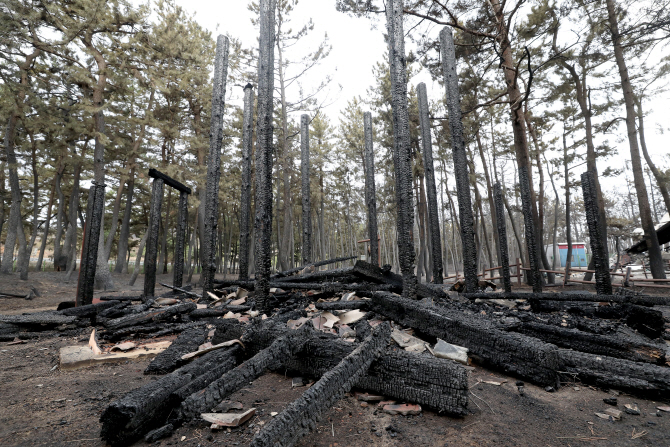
0 271 669 447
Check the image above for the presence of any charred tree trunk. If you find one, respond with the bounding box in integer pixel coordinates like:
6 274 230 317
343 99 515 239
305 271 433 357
417 83 443 283
300 114 312 265
238 84 254 280
201 36 230 297
581 172 613 295
115 170 134 274
143 178 164 299
363 112 379 267
439 27 478 291
494 183 512 293
254 0 277 313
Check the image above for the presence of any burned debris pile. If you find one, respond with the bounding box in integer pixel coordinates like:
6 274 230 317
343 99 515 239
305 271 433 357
2 258 669 446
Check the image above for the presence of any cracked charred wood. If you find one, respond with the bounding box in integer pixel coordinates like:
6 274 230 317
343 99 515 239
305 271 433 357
211 319 245 345
493 183 512 293
511 321 665 364
0 322 19 334
189 306 250 319
300 114 312 265
581 172 613 295
249 322 391 447
254 0 276 313
144 326 208 375
560 350 670 398
0 312 77 326
201 35 230 299
386 0 417 298
243 320 469 415
98 302 131 319
100 346 239 446
272 256 358 278
103 302 196 330
518 166 542 292
417 83 443 284
315 301 370 311
239 84 254 281
352 260 446 299
363 112 379 268
371 292 561 387
440 27 478 292
177 327 309 421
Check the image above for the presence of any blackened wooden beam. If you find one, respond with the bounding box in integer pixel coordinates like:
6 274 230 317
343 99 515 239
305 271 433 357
271 255 357 278
519 165 542 292
417 83 444 284
238 84 254 281
300 114 312 265
581 171 613 295
386 0 417 298
363 111 379 267
493 182 512 293
143 178 164 299
249 323 391 447
173 191 188 288
201 35 230 299
254 0 276 313
144 326 208 375
439 27 478 293
148 168 191 194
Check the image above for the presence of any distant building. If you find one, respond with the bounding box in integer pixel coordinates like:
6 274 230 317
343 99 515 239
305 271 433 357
556 242 589 267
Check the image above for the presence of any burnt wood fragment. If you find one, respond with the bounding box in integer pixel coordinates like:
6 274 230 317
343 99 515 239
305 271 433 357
0 312 77 326
315 301 370 311
100 346 239 446
144 326 208 375
177 327 310 421
59 301 120 318
143 177 164 299
371 292 561 387
352 260 446 299
272 256 357 278
463 292 670 307
249 322 391 447
173 191 189 288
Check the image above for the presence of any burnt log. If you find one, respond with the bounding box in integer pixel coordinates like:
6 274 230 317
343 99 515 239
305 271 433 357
352 260 446 299
100 346 239 446
103 302 196 330
272 267 354 283
0 332 45 341
249 322 391 447
463 292 670 307
272 256 358 278
211 319 245 345
144 326 208 375
59 301 120 318
371 292 562 387
511 321 665 364
243 320 468 415
177 327 310 421
99 295 143 301
560 350 670 398
99 322 206 342
0 312 77 326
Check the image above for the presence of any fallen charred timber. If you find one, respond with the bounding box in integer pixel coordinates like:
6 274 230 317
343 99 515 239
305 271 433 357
462 292 670 307
271 256 358 278
144 326 208 375
103 302 196 330
371 292 562 387
249 322 391 447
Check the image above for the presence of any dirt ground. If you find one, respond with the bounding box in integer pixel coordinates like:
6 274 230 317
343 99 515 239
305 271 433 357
1 271 669 447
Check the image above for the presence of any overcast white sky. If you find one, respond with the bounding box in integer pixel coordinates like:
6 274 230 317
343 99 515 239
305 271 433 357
174 0 670 216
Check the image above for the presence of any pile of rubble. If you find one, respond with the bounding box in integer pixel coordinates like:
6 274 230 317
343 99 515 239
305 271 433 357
1 259 669 446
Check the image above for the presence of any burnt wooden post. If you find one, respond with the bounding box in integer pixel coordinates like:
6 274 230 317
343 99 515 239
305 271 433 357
201 35 229 299
300 114 312 265
581 171 613 295
238 84 254 280
519 166 542 293
144 177 164 299
417 82 444 284
254 0 276 313
386 0 417 298
76 183 104 306
493 182 512 293
439 27 478 292
173 191 188 288
363 111 379 267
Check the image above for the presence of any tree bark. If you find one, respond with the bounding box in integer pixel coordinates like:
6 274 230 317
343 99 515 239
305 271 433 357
605 0 665 279
254 0 277 313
